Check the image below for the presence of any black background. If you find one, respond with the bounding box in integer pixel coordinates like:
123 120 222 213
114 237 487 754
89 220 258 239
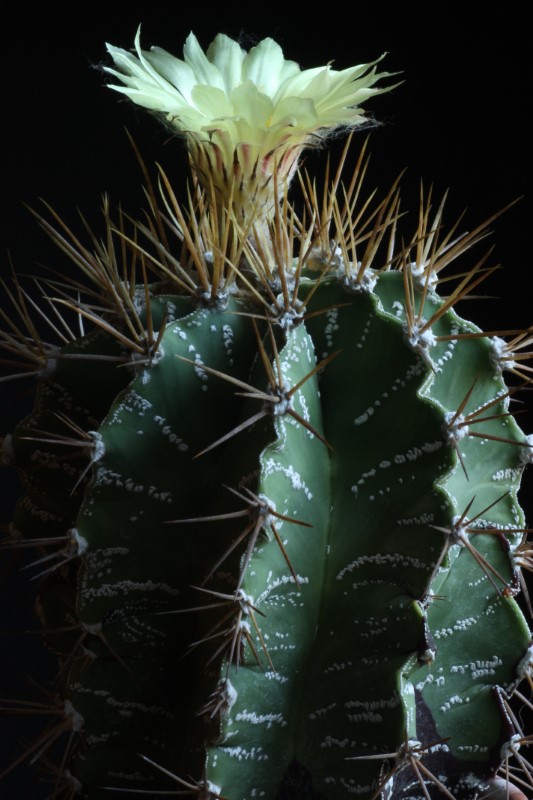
1 5 532 797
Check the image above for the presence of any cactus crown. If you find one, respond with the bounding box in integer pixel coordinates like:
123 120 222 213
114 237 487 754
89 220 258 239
1 29 532 800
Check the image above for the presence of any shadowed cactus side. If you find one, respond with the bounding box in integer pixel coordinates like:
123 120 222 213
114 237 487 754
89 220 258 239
1 29 532 800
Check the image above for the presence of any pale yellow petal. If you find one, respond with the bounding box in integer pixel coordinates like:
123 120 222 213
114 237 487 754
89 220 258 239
183 32 225 90
230 82 274 127
274 66 328 100
191 85 233 120
206 34 246 92
270 96 318 129
144 47 197 102
242 38 287 96
131 27 182 97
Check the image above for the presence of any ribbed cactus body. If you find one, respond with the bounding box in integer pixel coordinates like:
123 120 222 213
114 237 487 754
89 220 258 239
4 252 531 798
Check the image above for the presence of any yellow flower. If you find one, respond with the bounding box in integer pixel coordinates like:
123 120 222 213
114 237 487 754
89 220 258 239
106 29 393 221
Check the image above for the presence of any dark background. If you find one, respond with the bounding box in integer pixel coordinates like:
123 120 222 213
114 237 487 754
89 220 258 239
1 5 532 797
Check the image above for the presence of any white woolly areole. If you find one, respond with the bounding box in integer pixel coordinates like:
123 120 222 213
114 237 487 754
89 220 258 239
449 515 468 545
256 493 276 530
71 527 89 556
222 679 238 713
88 431 106 462
64 770 84 792
516 644 533 678
306 243 343 273
235 588 254 613
41 356 58 378
271 393 292 415
339 266 378 294
410 260 439 289
519 433 533 465
82 621 102 635
501 733 522 761
406 321 437 352
444 411 469 442
490 335 516 372
64 700 84 732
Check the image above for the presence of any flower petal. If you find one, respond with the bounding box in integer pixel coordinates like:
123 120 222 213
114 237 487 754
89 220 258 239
183 32 225 90
270 96 318 129
230 82 274 128
242 38 287 96
206 34 246 92
191 85 233 120
144 47 197 102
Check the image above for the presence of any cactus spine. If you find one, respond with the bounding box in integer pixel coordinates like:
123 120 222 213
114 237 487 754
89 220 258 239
1 29 532 800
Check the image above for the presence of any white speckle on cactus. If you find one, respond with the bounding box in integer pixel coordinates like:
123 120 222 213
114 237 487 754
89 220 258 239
296 391 311 424
82 579 180 600
347 709 384 723
324 660 353 674
434 336 458 370
235 710 287 728
391 300 404 318
450 616 478 633
492 467 522 481
336 552 431 580
21 495 62 522
218 744 269 761
308 703 337 721
355 468 375 486
395 441 443 464
119 390 153 417
439 694 470 713
324 307 339 349
153 415 189 450
320 735 353 749
264 670 288 683
255 574 308 606
222 323 234 361
344 694 401 712
190 352 209 385
397 512 435 526
354 408 373 425
450 655 502 679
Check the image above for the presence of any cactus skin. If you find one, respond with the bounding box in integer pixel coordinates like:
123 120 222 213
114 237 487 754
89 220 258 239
1 70 532 800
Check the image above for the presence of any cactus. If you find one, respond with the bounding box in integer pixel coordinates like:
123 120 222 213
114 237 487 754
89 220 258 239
1 29 532 800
